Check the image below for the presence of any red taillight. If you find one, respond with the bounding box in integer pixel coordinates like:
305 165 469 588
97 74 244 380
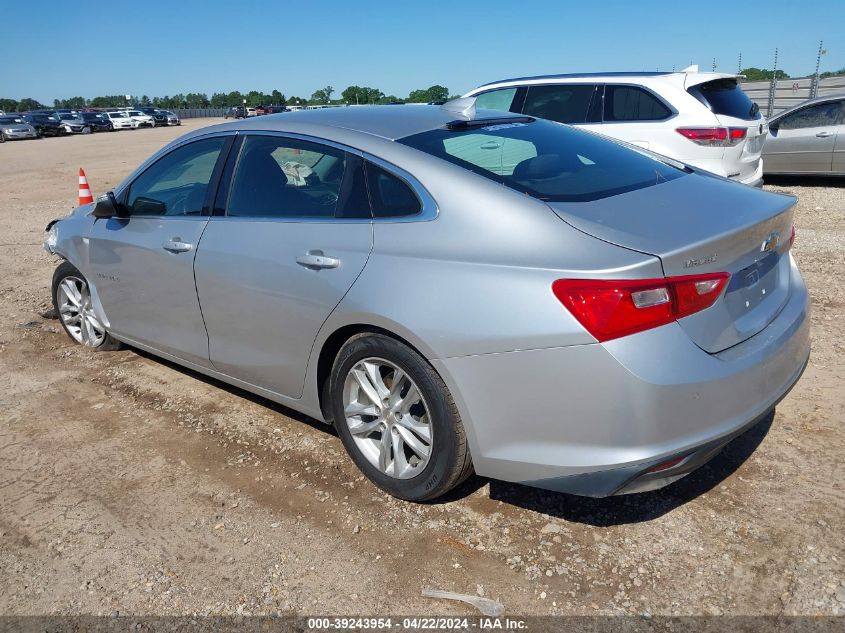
676 127 746 147
728 127 747 141
552 273 730 342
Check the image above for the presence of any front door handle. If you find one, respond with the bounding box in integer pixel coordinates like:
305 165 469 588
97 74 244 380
816 131 834 138
162 237 193 253
296 250 339 269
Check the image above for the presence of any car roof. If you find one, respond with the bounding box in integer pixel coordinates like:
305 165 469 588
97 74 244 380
189 104 526 142
470 70 740 92
769 93 845 121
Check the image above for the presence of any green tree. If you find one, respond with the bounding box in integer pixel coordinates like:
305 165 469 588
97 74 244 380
15 98 44 111
407 85 449 103
270 89 285 105
740 67 790 81
90 95 126 108
184 93 210 108
286 95 305 106
820 67 845 79
0 98 19 112
309 85 334 104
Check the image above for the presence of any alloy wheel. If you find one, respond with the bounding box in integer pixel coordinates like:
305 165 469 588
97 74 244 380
342 357 433 479
57 276 106 347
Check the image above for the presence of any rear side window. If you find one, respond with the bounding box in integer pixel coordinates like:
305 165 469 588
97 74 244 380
688 79 761 121
474 88 518 113
604 85 671 122
365 162 421 218
227 136 346 218
522 84 598 124
778 101 844 130
399 118 685 203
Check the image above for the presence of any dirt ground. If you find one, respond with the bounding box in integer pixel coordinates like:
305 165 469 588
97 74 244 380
0 120 843 618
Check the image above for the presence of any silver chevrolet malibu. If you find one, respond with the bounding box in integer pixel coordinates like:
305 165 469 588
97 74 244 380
45 100 810 501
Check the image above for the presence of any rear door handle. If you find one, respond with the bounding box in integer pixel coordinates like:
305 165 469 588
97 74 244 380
816 131 834 138
162 238 193 253
296 250 339 269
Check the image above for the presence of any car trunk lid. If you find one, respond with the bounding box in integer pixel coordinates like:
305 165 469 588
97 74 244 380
547 173 796 353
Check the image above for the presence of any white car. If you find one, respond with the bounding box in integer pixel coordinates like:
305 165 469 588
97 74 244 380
105 111 135 130
246 107 257 117
126 110 155 128
464 67 767 186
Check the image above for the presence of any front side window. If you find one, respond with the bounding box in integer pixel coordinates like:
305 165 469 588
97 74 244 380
227 136 346 218
399 118 685 203
125 137 225 217
474 88 518 113
603 85 671 122
778 101 844 130
522 84 597 124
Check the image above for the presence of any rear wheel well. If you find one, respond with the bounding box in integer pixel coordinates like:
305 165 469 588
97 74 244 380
316 324 429 424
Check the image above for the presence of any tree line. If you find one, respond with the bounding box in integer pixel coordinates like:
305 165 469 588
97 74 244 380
0 85 457 113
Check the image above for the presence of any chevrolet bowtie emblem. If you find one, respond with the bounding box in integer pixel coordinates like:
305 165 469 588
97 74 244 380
760 232 781 253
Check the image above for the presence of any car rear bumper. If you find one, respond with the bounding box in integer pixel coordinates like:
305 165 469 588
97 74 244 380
433 256 810 497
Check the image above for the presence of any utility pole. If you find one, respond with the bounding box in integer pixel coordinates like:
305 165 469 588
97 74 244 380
712 58 717 72
767 48 779 117
811 40 824 99
738 52 742 75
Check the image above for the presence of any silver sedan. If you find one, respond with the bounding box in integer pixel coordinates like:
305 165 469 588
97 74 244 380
763 94 845 175
45 101 810 501
0 115 38 141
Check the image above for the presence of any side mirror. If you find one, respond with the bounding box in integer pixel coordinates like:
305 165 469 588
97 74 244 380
92 191 125 218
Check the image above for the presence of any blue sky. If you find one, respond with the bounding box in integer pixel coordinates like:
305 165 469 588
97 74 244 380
3 0 843 103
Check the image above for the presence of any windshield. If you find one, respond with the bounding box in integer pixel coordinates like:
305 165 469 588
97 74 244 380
0 116 23 124
59 114 77 120
110 112 126 118
399 117 685 202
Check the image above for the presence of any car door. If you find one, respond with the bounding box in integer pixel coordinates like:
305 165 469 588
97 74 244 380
828 100 845 173
193 133 373 399
86 135 232 366
765 100 843 173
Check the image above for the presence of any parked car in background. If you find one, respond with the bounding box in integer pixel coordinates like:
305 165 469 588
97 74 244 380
162 111 181 126
464 67 767 186
45 103 809 501
265 105 288 114
246 107 257 117
23 113 67 137
137 107 166 126
105 111 134 130
255 106 267 115
80 111 113 132
0 114 39 141
224 106 244 119
127 110 155 128
762 94 845 176
56 113 91 134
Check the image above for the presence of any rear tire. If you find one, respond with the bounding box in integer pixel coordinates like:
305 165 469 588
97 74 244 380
52 261 122 351
330 333 473 501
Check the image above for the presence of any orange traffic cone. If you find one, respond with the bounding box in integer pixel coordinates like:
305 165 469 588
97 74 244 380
78 168 94 205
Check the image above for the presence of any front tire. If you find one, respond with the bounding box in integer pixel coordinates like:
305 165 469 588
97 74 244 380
330 333 473 501
52 261 122 351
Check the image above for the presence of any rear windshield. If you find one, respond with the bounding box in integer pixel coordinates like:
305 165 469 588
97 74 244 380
688 79 760 121
398 118 685 202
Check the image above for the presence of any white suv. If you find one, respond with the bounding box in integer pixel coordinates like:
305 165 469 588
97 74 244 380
464 68 767 186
